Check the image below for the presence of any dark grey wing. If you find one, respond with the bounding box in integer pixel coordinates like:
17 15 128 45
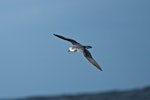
83 49 103 71
53 34 79 45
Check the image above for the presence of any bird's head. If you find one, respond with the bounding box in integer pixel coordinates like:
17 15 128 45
68 47 74 52
68 47 78 52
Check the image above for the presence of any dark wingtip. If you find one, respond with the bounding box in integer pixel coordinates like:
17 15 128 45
53 34 57 36
53 34 60 38
99 66 103 71
96 65 103 71
99 68 103 71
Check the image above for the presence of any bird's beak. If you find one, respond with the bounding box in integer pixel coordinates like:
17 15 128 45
68 50 70 52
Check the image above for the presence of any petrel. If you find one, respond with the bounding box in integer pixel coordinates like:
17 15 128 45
53 34 103 71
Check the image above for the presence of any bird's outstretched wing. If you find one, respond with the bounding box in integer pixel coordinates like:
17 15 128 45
53 34 79 45
83 49 103 71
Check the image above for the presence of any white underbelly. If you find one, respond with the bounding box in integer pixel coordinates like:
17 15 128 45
69 47 83 52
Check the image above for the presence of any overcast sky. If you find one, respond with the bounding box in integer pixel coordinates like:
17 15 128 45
0 0 150 98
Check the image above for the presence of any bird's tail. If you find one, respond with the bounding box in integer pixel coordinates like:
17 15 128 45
84 46 92 49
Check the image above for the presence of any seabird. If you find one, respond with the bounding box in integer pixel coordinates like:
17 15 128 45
53 34 103 71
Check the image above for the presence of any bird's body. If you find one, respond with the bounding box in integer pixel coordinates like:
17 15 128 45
69 44 84 52
53 34 103 71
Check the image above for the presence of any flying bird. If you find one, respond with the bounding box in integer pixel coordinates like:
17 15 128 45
53 34 103 71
